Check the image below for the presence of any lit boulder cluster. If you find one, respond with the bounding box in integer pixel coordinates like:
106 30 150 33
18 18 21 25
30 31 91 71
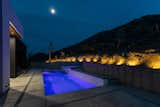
46 52 160 70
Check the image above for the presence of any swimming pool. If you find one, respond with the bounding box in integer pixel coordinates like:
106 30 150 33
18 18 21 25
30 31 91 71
43 69 104 96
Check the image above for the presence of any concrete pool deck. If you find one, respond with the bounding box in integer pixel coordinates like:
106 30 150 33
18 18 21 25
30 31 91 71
2 68 160 107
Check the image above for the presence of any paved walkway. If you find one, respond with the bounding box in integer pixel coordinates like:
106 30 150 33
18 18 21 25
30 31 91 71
3 68 160 107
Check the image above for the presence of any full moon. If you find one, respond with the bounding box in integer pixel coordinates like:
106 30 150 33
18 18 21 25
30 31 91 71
50 8 56 15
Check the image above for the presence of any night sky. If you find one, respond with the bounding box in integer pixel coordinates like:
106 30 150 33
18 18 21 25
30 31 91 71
9 0 160 53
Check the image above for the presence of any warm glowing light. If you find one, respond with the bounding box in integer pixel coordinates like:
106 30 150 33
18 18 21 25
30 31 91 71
9 24 21 38
126 53 144 66
46 50 160 70
66 57 72 62
114 55 125 65
100 55 109 64
71 57 76 62
108 57 115 65
78 57 84 62
92 55 100 63
144 49 156 53
85 56 92 62
145 54 160 69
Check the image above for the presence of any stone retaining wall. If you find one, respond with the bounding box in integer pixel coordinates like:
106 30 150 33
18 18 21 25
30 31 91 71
83 62 160 94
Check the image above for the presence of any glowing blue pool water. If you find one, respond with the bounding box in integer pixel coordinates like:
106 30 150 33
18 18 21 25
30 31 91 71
43 70 101 96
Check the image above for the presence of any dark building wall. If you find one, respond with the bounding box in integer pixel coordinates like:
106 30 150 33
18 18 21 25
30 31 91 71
10 38 27 78
16 38 27 75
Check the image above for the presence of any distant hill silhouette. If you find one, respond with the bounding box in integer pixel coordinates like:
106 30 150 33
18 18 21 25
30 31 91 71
53 15 160 57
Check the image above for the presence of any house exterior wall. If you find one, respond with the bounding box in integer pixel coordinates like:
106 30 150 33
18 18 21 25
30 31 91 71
0 0 10 94
0 0 23 94
0 0 3 94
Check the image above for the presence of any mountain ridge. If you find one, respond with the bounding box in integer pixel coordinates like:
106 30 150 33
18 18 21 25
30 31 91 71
53 15 160 57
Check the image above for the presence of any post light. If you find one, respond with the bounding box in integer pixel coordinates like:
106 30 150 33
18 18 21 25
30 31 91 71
48 42 53 63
